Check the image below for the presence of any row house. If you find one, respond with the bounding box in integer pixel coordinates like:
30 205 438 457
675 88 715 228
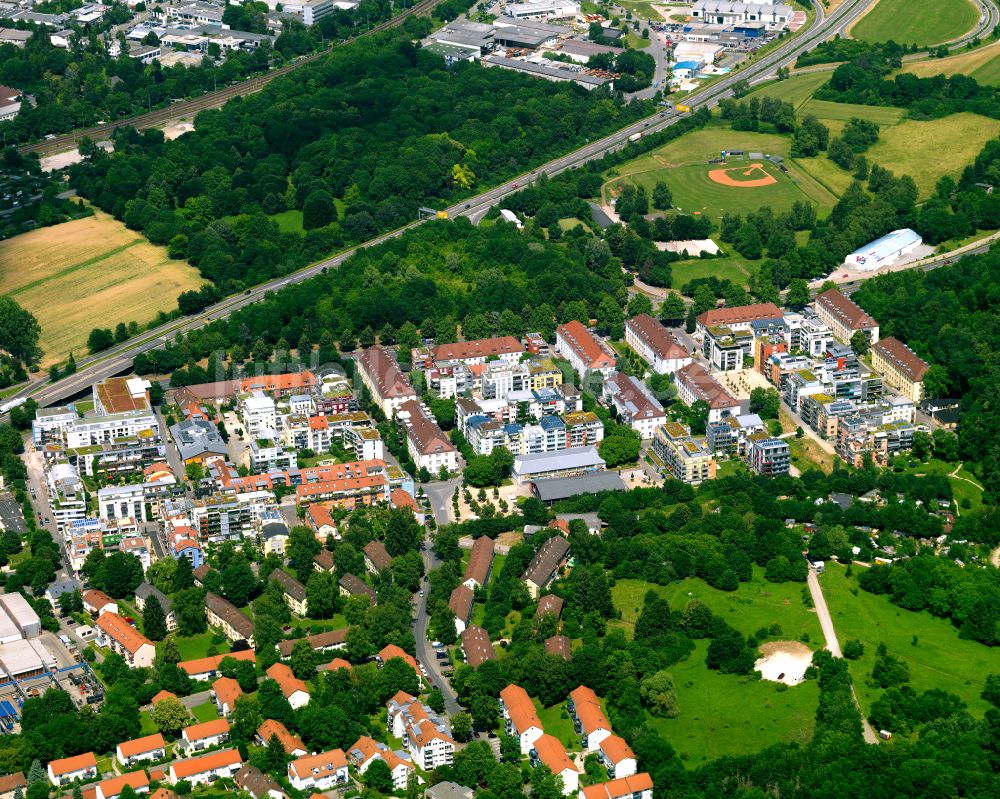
294 462 392 509
357 346 417 417
463 535 495 590
288 749 348 791
449 584 474 636
47 753 98 786
339 573 378 604
653 422 716 485
239 370 318 397
674 363 739 423
523 536 570 598
116 733 166 768
555 321 617 380
603 373 665 440
580 773 654 799
169 748 242 786
180 719 231 753
96 611 156 668
277 628 348 659
500 684 544 754
94 771 149 799
177 650 256 681
397 400 459 475
347 736 415 791
432 335 525 366
624 314 691 374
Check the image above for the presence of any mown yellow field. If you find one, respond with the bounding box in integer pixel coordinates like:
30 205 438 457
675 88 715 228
0 210 204 365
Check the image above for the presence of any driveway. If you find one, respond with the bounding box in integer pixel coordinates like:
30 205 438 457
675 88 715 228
807 569 879 744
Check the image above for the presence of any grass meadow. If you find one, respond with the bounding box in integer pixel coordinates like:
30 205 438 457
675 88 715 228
851 0 978 47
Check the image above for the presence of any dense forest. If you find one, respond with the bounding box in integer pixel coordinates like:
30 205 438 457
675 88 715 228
68 30 654 291
0 0 397 141
853 248 1000 502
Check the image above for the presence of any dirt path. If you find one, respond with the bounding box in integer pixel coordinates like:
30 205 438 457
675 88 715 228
807 569 880 745
991 547 1000 569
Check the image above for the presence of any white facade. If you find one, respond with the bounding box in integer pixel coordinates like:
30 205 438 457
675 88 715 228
64 411 160 448
98 484 148 522
242 392 277 438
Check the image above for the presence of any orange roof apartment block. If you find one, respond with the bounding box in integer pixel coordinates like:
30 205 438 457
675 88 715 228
95 612 156 668
569 685 613 748
266 663 310 708
433 336 524 365
239 371 317 396
168 749 242 786
94 770 149 799
212 676 243 716
580 773 653 799
177 649 255 680
500 684 544 754
555 321 616 378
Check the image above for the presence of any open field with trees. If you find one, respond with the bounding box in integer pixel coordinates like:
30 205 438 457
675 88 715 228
899 41 1000 82
850 0 979 46
647 639 820 764
748 72 831 111
0 209 203 365
819 563 996 718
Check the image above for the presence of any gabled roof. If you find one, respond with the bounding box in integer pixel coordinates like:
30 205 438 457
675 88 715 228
48 752 97 776
363 540 393 572
816 289 877 330
319 657 352 673
205 592 256 640
213 676 243 709
339 573 377 602
532 734 577 775
96 612 153 655
117 732 165 757
266 663 309 699
696 302 782 328
460 625 496 667
464 535 495 586
434 336 524 363
378 644 419 674
556 321 616 370
357 346 416 401
346 736 414 774
95 770 148 799
872 336 928 382
268 569 307 603
535 594 564 619
523 536 570 587
183 718 230 742
234 764 283 799
257 719 307 755
151 689 177 705
570 685 611 735
625 314 688 360
448 584 474 623
500 684 542 735
599 734 635 764
288 749 347 779
177 649 255 676
580 773 653 799
170 748 241 779
544 634 571 660
277 627 348 658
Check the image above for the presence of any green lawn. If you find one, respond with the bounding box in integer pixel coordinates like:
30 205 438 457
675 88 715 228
535 699 580 750
173 631 227 661
971 50 1000 84
95 754 114 776
191 701 220 723
851 0 978 46
139 713 159 735
558 217 592 233
894 457 984 511
748 72 832 112
648 639 819 765
799 98 906 127
819 563 996 718
670 256 755 289
716 459 751 478
612 567 822 642
289 615 348 634
269 210 305 234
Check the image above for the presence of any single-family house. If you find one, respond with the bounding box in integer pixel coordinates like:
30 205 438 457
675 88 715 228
256 720 307 757
266 663 310 709
168 748 242 786
115 732 166 767
287 749 349 791
212 676 243 717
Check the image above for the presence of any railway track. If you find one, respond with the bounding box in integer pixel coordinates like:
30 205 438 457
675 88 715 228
19 0 440 157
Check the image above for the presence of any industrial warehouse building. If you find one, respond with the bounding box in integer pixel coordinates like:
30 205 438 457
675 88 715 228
0 593 41 644
844 228 922 271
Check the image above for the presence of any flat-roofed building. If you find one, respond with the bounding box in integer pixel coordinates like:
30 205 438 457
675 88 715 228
653 422 716 485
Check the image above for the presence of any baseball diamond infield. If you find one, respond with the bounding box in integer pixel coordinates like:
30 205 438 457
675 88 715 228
708 163 778 187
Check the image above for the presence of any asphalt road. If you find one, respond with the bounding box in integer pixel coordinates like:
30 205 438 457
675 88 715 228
2 0 883 415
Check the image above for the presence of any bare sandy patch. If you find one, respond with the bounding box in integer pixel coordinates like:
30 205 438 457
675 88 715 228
755 640 813 686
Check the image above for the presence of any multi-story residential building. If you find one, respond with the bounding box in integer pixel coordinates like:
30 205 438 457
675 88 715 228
705 414 765 456
95 611 156 668
339 573 378 604
597 735 637 779
653 422 716 485
241 392 277 438
213 676 243 717
530 734 579 796
170 418 228 465
293 460 391 509
239 371 317 397
433 335 525 366
169 749 242 786
580 773 654 799
555 321 617 380
694 303 783 337
63 411 160 449
115 734 166 768
191 494 263 541
269 569 308 616
837 414 915 467
815 289 879 345
871 336 929 402
784 312 834 357
94 376 152 415
346 736 415 791
98 483 148 522
674 363 739 423
205 592 256 646
463 535 495 590
66 435 166 480
248 439 295 472
523 535 570 598
702 325 753 371
563 411 604 448
357 346 417 416
624 314 691 374
46 461 87 530
94 770 149 799
460 624 497 667
746 435 791 476
386 691 455 768
397 400 459 475
500 684 545 754
603 373 665 440
177 650 256 682
180 719 231 752
287 749 349 791
426 364 473 399
266 663 310 709
448 584 474 636
363 541 393 574
47 753 98 786
568 685 613 750
798 393 853 439
134 583 177 632
32 406 78 447
522 416 569 454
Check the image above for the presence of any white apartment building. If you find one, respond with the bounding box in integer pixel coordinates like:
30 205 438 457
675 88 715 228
63 411 160 448
98 484 148 522
242 392 277 438
46 461 87 530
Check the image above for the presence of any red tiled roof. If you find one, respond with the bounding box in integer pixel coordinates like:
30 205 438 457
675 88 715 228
378 644 419 673
95 771 148 799
288 749 347 779
151 689 177 705
177 649 255 676
170 749 241 779
434 336 524 363
626 314 688 359
500 684 542 735
266 663 309 699
599 734 635 765
872 336 928 382
213 677 243 709
570 685 611 735
183 718 230 742
557 321 616 370
48 752 97 776
358 347 416 401
676 363 739 410
532 734 576 775
580 773 653 799
117 732 165 758
239 371 316 394
696 302 782 328
398 400 455 457
816 289 877 330
464 536 494 587
257 719 306 754
96 612 153 655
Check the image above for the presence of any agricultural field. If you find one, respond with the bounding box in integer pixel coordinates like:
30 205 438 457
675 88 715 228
0 209 204 366
604 127 839 224
863 114 1000 197
647 639 820 764
899 41 1000 83
850 0 979 47
748 72 832 112
611 567 822 642
819 563 996 718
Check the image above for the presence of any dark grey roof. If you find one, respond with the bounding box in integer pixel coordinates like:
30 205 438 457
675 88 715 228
262 521 289 539
205 592 255 640
135 582 173 612
532 471 625 502
269 569 307 603
170 418 226 461
523 536 570 587
339 573 376 602
234 764 283 799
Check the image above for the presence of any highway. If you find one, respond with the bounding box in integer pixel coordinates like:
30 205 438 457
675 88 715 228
5 0 883 413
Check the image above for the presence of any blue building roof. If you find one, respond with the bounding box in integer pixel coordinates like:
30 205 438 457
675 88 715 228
848 228 921 260
673 60 700 71
539 415 565 430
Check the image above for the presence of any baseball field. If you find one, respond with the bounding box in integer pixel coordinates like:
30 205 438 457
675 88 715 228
0 209 204 366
